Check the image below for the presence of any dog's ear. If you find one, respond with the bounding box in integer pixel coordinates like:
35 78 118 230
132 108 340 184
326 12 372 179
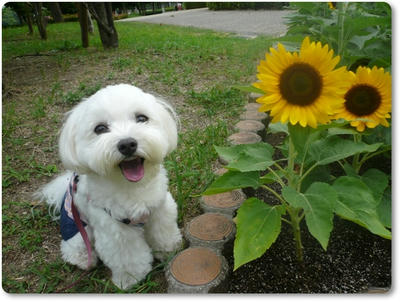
155 98 179 155
58 102 88 173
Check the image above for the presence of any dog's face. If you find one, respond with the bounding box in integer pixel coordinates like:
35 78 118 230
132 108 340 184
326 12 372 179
59 84 178 182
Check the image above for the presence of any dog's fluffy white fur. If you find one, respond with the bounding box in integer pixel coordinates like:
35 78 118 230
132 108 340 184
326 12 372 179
35 84 182 289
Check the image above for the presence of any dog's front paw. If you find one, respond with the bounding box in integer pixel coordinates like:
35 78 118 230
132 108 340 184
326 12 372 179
112 272 139 290
153 231 183 261
112 266 151 290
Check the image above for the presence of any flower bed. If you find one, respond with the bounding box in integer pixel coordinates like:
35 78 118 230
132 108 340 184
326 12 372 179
202 2 391 293
225 131 391 293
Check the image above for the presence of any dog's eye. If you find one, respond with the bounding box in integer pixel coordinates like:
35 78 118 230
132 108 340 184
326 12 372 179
136 114 148 123
94 124 109 135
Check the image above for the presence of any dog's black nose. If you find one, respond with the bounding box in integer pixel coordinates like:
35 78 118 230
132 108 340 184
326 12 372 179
117 138 138 157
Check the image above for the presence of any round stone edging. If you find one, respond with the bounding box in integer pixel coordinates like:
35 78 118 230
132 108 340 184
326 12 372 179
184 213 236 249
165 97 269 293
244 102 261 111
166 247 229 293
228 131 261 145
235 119 265 133
234 120 266 140
240 110 268 125
200 190 246 216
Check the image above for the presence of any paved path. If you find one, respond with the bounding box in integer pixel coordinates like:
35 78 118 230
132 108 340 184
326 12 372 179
119 8 292 38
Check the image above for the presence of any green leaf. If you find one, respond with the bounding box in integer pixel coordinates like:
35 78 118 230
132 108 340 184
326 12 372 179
343 16 390 36
333 176 391 239
215 143 275 172
360 169 391 229
232 85 265 95
268 122 288 135
308 136 382 166
349 28 380 50
282 183 336 250
288 123 321 161
327 127 359 136
361 169 388 203
363 124 391 147
203 170 260 195
342 162 358 177
377 187 391 228
260 170 286 185
234 198 283 270
300 165 332 192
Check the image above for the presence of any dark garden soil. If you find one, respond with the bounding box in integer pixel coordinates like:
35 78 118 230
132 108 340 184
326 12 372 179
224 132 392 293
226 215 391 293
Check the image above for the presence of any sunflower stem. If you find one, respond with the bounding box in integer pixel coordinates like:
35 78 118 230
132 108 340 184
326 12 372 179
288 136 296 188
352 133 362 172
298 163 318 191
286 135 304 264
266 167 285 187
288 207 304 263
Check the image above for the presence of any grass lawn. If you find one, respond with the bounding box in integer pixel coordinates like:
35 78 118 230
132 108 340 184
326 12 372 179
2 20 276 293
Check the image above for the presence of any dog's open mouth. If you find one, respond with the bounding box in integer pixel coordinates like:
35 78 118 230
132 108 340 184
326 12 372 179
119 157 145 182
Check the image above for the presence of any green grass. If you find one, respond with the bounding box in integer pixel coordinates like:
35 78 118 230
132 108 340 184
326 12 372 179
2 20 275 293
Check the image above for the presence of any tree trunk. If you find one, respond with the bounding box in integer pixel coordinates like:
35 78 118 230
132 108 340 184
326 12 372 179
49 2 64 23
86 2 118 49
77 3 89 48
87 10 94 34
26 13 34 35
24 3 34 35
32 2 47 40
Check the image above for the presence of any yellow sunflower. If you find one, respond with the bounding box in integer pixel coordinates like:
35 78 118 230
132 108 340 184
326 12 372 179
253 37 350 128
334 66 391 132
328 2 337 10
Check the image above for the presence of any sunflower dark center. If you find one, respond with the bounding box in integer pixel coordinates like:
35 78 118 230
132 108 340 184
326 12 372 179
344 84 381 116
279 63 322 106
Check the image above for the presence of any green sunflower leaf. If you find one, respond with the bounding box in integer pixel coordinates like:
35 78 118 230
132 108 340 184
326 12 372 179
361 169 388 204
288 123 322 161
215 143 275 172
234 198 283 270
377 187 391 228
299 165 333 192
333 176 391 239
268 122 288 134
308 136 382 166
327 127 360 136
260 169 286 185
282 183 336 250
203 170 260 195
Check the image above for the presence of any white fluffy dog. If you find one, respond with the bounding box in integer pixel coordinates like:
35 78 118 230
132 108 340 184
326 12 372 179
35 84 182 289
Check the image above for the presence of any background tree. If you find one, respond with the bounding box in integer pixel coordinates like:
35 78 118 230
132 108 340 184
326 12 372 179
85 2 118 49
87 10 94 34
5 2 34 35
76 3 89 48
32 2 47 40
48 2 64 23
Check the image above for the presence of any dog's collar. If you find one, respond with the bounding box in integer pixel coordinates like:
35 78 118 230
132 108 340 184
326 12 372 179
102 208 149 227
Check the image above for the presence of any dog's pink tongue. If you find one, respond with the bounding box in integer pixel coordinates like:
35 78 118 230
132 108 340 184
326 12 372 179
120 158 144 182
